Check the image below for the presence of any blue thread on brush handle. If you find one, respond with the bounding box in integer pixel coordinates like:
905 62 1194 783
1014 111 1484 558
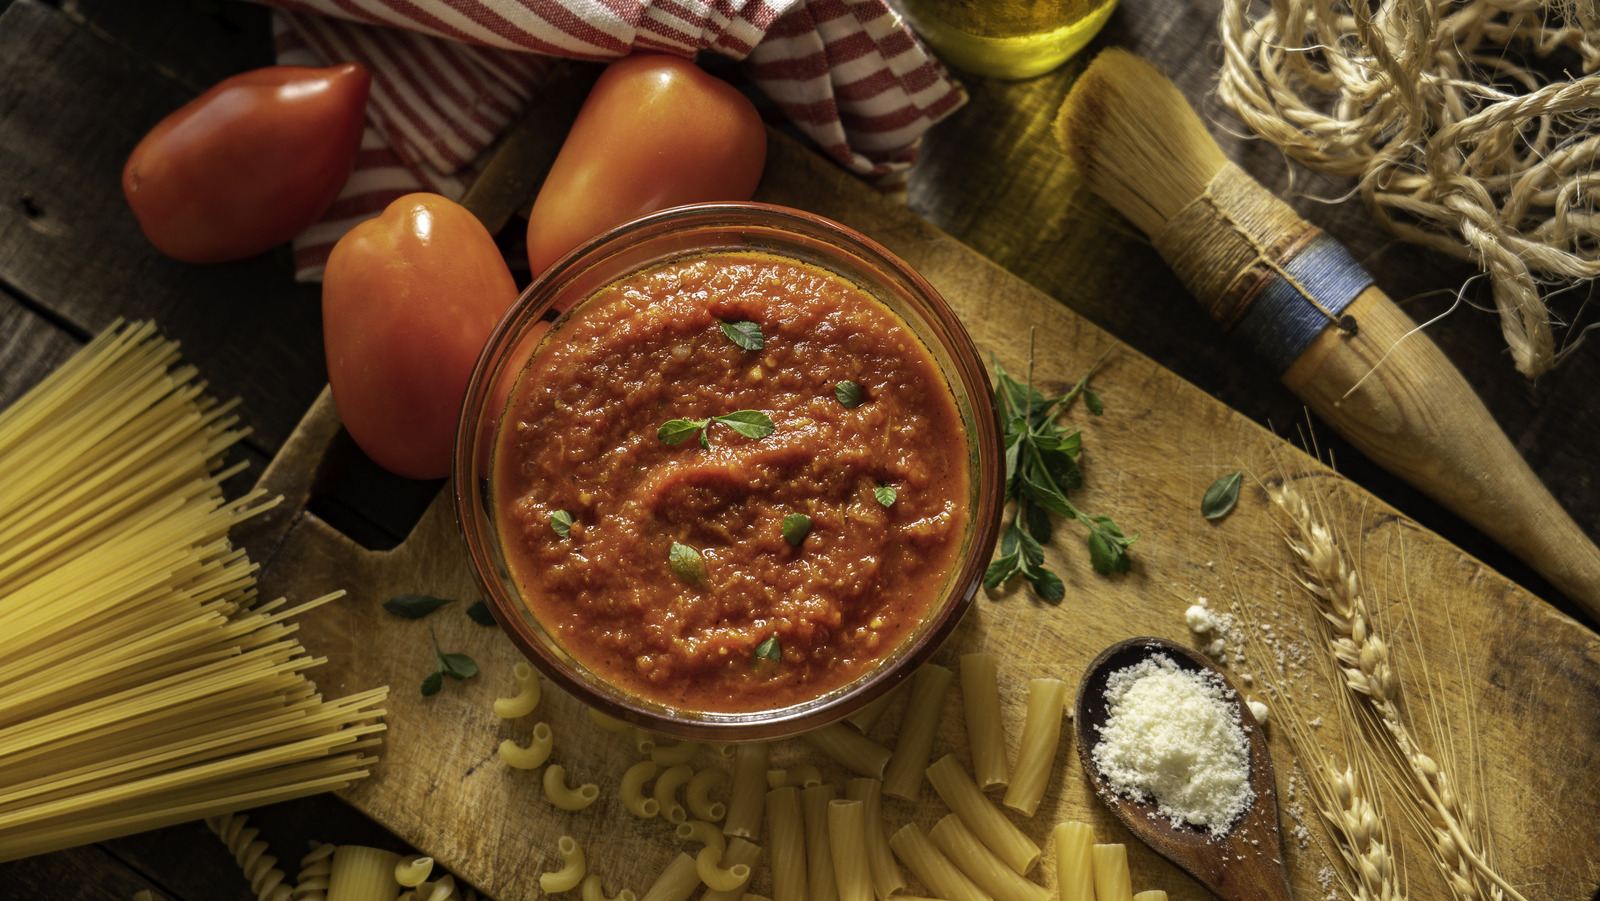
1232 232 1372 374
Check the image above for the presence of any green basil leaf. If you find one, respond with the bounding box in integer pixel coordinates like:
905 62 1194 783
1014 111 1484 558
1083 387 1105 416
720 320 764 351
715 410 775 439
1024 502 1053 543
782 513 812 547
1028 567 1067 601
1000 519 1020 556
550 510 574 538
834 381 866 408
983 553 1020 589
1202 471 1243 521
670 542 708 586
1017 526 1046 568
753 634 781 663
440 652 478 679
421 672 443 696
658 419 705 446
383 594 452 619
466 599 498 627
874 484 898 508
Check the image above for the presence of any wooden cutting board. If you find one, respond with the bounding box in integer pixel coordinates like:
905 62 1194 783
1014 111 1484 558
245 134 1600 901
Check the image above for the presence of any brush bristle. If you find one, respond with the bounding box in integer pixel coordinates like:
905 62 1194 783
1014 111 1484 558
1055 48 1228 237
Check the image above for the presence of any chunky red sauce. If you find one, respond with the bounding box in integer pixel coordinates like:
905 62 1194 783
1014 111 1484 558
494 251 970 713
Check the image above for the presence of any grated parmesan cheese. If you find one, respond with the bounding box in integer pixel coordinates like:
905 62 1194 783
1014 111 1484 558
1092 654 1254 836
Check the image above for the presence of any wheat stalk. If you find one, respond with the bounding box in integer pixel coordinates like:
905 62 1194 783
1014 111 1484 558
1269 479 1526 901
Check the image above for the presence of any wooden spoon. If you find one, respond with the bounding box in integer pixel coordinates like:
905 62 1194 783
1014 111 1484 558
1074 637 1292 901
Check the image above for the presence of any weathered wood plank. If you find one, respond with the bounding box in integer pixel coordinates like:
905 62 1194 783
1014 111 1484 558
905 3 1600 620
0 0 327 454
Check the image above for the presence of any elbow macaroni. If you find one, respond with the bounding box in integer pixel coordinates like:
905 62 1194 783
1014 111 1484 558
621 760 661 818
686 768 728 822
545 765 601 811
653 764 693 824
492 662 541 719
498 722 553 770
540 835 586 893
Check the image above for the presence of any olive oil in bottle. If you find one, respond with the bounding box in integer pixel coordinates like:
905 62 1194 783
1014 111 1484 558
895 0 1118 80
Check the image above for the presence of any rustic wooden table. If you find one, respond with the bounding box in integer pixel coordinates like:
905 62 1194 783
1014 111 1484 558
1 0 1595 898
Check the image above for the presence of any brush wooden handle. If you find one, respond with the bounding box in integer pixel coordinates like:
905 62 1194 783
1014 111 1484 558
1284 286 1600 620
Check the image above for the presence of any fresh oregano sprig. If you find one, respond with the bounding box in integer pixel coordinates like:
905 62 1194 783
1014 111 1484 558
983 342 1136 599
422 627 479 696
659 410 775 449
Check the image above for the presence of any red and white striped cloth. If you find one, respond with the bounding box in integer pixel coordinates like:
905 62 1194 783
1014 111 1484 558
260 0 967 281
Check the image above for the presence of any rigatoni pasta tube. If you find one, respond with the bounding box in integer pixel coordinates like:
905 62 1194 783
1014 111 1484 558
882 663 953 801
766 786 808 901
887 823 988 901
326 845 401 901
1133 892 1169 901
541 835 586 893
1091 844 1134 901
1053 821 1095 901
826 799 873 901
930 814 1050 901
844 778 903 900
926 753 1040 874
844 682 901 735
802 723 891 779
961 653 1009 790
702 838 762 901
800 784 841 901
652 740 702 767
1002 678 1069 816
639 853 701 901
724 742 769 839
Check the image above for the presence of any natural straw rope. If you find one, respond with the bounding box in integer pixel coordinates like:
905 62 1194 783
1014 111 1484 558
1217 0 1600 378
1156 163 1323 328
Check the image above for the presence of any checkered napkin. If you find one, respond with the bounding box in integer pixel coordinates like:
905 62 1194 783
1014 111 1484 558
259 0 967 280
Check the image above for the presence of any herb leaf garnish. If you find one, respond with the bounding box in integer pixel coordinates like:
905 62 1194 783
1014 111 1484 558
466 599 498 627
384 594 452 619
669 542 708 586
753 635 781 663
1202 472 1243 521
782 513 812 547
422 628 478 696
874 484 898 508
658 411 776 448
835 381 866 408
550 510 574 538
720 320 764 351
986 341 1136 597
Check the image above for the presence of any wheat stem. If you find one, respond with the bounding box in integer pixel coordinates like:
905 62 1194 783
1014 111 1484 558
1269 480 1526 901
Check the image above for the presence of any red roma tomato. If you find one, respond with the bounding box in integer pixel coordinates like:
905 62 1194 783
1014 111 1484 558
323 194 518 480
525 53 766 277
123 63 370 264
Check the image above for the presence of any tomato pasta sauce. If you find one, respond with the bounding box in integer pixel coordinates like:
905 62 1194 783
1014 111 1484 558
494 251 971 713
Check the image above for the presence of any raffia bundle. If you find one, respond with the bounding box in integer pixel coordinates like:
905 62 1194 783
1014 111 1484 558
1217 0 1600 377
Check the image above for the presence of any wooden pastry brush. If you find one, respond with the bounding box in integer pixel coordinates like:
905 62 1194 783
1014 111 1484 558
1056 48 1600 622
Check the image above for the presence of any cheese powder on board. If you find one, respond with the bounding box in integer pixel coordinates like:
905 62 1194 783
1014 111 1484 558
1092 654 1253 836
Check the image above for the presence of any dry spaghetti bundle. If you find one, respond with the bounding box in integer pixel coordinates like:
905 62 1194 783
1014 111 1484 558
1218 0 1600 378
0 321 387 862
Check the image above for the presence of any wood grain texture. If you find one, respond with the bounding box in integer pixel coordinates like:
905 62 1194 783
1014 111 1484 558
0 0 328 455
250 133 1600 901
906 4 1600 624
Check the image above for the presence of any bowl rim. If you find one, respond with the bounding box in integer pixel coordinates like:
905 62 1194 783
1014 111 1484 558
453 201 1004 741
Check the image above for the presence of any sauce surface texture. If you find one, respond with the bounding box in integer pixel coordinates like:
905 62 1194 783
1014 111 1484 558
494 251 970 713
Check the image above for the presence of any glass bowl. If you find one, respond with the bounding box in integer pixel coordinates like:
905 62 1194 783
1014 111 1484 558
455 202 1003 741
